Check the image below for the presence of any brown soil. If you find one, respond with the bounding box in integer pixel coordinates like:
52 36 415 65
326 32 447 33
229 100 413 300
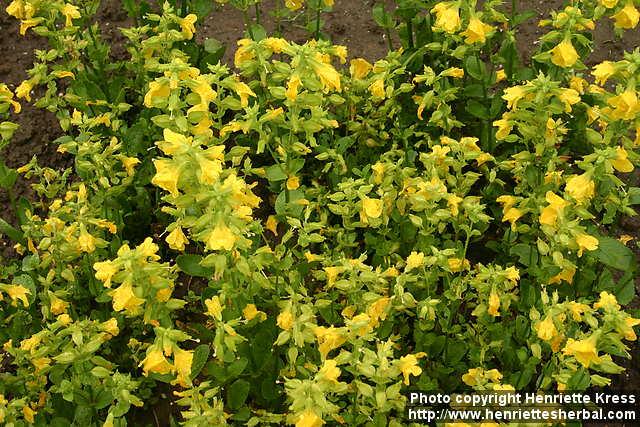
1 0 640 422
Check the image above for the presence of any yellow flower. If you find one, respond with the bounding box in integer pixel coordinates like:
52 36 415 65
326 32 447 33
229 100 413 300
120 157 140 176
49 295 68 315
576 233 598 257
562 335 601 368
367 297 390 327
143 81 170 107
593 291 620 311
205 223 236 251
536 317 557 341
4 284 30 307
462 368 482 386
277 310 294 330
569 76 588 94
368 79 385 98
232 80 256 107
502 86 527 110
243 303 264 321
551 39 579 68
180 14 198 39
505 266 520 282
619 234 634 245
152 159 180 197
566 302 590 321
324 266 343 286
314 326 346 359
205 296 223 320
565 173 595 204
448 257 467 272
621 317 640 341
101 318 120 336
78 229 96 253
295 409 324 427
138 237 159 258
197 157 222 185
610 146 633 172
94 260 118 287
405 251 425 272
539 191 569 226
173 347 194 387
361 197 383 220
286 175 300 190
350 58 372 79
592 61 616 85
431 2 461 34
57 314 72 326
61 3 81 27
6 0 27 19
263 37 289 53
285 0 304 11
166 226 188 251
109 282 144 315
140 348 174 376
613 2 640 29
487 291 500 317
398 353 424 385
608 90 640 120
15 80 33 102
234 39 255 67
22 406 36 424
600 0 618 7
558 88 580 113
20 18 43 36
318 359 341 383
503 207 523 230
310 60 341 92
20 334 41 352
495 69 507 83
442 67 464 78
493 118 512 140
461 17 493 44
286 75 302 102
484 369 503 383
548 265 576 285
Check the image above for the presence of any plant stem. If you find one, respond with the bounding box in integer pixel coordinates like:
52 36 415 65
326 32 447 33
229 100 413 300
315 3 321 40
405 19 414 49
384 27 393 52
243 9 255 39
275 0 283 36
254 2 261 25
510 0 517 30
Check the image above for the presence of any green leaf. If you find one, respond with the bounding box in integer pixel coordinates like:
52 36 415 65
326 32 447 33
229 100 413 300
372 3 394 28
227 379 250 410
510 243 538 267
226 357 248 379
0 121 19 141
465 56 486 81
202 38 226 65
0 217 25 244
191 344 210 379
615 271 635 305
593 236 635 271
264 164 287 182
465 99 489 119
628 187 640 204
176 254 214 277
0 162 17 189
192 0 213 17
567 368 591 390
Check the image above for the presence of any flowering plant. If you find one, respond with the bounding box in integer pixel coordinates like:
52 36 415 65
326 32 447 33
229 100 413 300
1 0 640 425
